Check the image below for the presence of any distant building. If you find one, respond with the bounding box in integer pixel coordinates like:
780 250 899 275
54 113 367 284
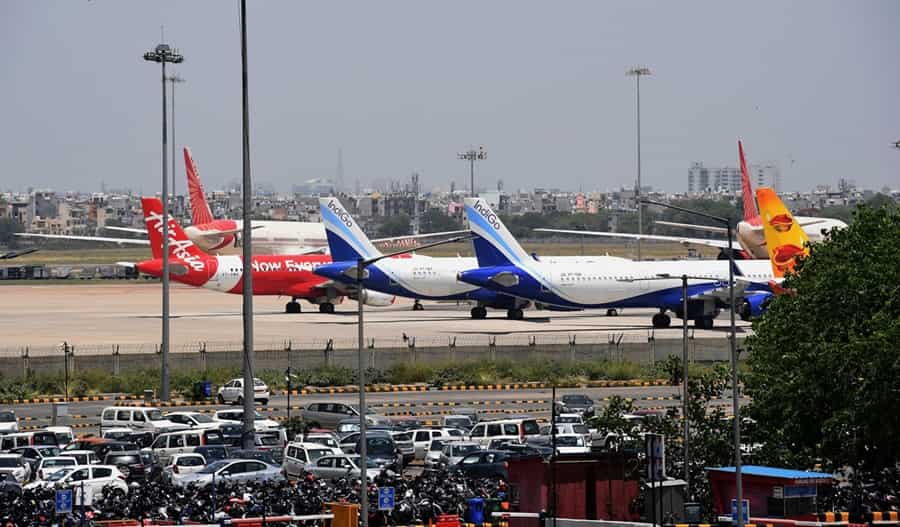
688 161 780 193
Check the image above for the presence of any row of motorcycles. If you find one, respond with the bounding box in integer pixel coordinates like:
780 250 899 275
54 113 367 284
0 468 508 527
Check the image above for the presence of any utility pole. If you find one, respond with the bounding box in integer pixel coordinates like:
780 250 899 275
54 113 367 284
627 66 651 260
143 42 183 402
457 146 487 197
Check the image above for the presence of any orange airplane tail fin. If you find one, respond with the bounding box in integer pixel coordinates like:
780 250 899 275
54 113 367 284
757 187 809 277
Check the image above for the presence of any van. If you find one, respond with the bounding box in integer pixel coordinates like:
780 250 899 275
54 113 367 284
468 418 541 447
282 441 340 478
100 406 187 433
149 429 225 465
0 431 59 451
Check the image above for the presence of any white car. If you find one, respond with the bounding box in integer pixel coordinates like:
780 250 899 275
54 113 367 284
61 450 100 466
213 410 280 433
31 465 127 506
304 454 381 481
163 453 207 484
553 434 591 454
35 456 78 481
410 429 456 460
301 432 341 450
0 411 19 434
283 441 342 478
556 413 584 425
216 378 270 405
164 411 222 430
0 454 31 483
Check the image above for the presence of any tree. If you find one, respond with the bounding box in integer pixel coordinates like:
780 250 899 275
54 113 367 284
421 208 462 233
0 217 24 249
378 213 411 237
744 205 900 475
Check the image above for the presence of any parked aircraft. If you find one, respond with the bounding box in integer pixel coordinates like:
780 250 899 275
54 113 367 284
126 197 394 313
756 187 810 277
457 198 778 328
311 197 530 319
537 141 845 259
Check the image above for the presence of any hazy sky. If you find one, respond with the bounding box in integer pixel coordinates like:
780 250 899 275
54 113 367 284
2 1 898 195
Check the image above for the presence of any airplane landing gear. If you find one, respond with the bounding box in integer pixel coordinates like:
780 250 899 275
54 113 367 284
470 306 487 319
285 301 301 314
606 308 619 317
319 302 335 314
412 300 424 311
694 317 714 329
507 308 524 320
651 312 671 329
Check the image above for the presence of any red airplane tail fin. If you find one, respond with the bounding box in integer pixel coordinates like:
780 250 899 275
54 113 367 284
738 140 758 223
184 147 215 226
140 197 204 261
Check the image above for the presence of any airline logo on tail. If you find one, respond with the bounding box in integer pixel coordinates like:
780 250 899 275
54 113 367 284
141 197 206 273
184 147 215 226
756 187 809 277
318 197 381 261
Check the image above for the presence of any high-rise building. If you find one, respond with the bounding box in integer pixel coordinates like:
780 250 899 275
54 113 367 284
688 161 780 193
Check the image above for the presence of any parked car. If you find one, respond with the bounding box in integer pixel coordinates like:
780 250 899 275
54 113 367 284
301 403 388 430
60 450 100 466
0 454 32 483
449 450 513 480
194 445 229 463
539 423 591 442
174 458 284 487
31 465 128 506
468 419 541 448
560 394 595 418
164 411 222 430
124 431 157 449
213 410 281 433
162 453 207 484
441 415 474 432
410 429 455 460
100 407 187 433
217 424 243 447
389 431 414 464
0 431 58 451
301 432 341 450
34 456 78 481
149 429 225 465
495 441 554 458
101 428 135 441
424 439 448 468
254 431 285 463
10 445 60 473
552 434 590 454
63 437 110 456
96 441 140 461
216 377 270 405
43 426 75 447
103 451 147 482
357 434 401 472
303 454 381 481
283 442 341 478
0 411 19 435
438 441 482 467
555 413 584 425
228 449 278 466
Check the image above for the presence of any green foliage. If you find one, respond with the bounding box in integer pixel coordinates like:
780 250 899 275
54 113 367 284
378 213 411 237
0 217 24 249
282 416 310 441
421 208 463 233
744 205 900 474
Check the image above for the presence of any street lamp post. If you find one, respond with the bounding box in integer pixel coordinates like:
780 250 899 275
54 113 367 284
627 67 651 261
167 74 185 212
457 146 487 197
345 234 474 527
641 198 742 527
143 43 184 402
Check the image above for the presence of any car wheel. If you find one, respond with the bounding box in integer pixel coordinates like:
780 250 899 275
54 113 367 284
236 396 243 406
261 399 269 406
216 394 225 404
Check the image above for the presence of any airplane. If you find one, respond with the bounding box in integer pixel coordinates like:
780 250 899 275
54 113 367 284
125 197 395 313
456 197 779 328
756 187 810 278
0 248 38 260
311 196 532 319
536 141 846 259
16 147 466 255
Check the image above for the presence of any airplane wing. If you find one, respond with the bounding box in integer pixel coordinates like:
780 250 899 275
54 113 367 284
0 248 38 260
372 230 469 245
14 233 150 245
534 228 736 250
653 221 729 235
103 226 147 235
796 219 826 228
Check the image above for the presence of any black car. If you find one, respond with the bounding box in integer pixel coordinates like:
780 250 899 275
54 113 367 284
560 394 595 417
450 450 512 480
228 449 278 466
195 445 229 463
125 431 157 449
218 424 243 447
104 451 146 482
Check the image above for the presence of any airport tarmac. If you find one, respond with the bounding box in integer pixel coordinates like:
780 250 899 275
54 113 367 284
0 282 751 352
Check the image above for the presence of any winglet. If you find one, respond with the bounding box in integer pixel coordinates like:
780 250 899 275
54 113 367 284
184 147 215 226
318 197 382 261
738 140 759 223
463 198 532 267
757 187 809 277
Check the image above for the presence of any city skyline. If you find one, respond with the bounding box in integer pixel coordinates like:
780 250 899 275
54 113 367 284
2 1 898 195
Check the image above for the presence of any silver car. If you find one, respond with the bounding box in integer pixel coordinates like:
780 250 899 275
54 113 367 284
301 403 388 430
174 458 284 487
303 454 381 481
439 441 483 467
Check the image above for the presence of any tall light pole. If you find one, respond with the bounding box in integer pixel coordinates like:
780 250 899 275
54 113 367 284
457 146 487 197
143 43 183 402
344 233 474 527
167 74 185 213
238 0 256 449
627 67 651 260
641 198 742 527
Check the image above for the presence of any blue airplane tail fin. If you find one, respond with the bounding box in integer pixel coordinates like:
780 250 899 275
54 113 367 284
318 197 382 262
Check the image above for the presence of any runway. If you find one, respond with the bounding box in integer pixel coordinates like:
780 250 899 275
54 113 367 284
0 283 752 352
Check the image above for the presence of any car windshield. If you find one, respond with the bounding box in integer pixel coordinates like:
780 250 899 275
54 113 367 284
200 460 230 474
258 435 280 446
367 437 394 455
0 458 20 467
0 412 14 422
563 395 591 404
47 468 74 481
43 458 74 467
393 433 411 442
190 414 214 423
200 448 227 460
557 436 583 447
572 425 589 435
178 456 205 467
253 379 266 386
446 418 470 427
54 433 71 444
451 444 480 456
430 441 444 451
147 410 165 421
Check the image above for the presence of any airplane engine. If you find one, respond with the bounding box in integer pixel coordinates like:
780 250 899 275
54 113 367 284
348 289 396 307
739 293 772 321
